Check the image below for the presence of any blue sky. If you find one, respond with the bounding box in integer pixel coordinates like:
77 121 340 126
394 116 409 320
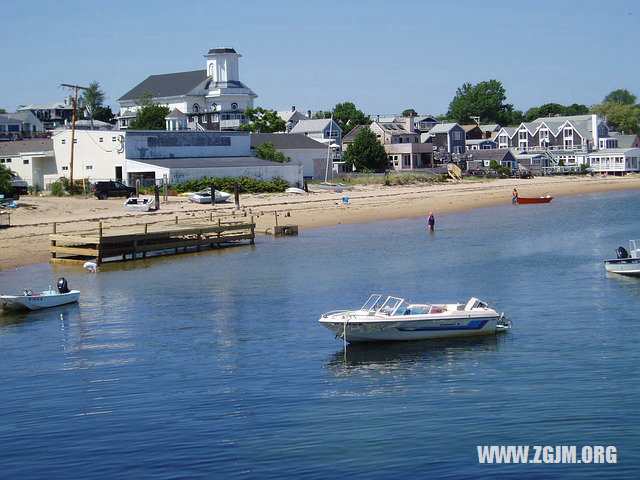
2 0 638 117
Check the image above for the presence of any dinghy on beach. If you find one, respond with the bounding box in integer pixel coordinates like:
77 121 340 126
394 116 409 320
187 188 232 204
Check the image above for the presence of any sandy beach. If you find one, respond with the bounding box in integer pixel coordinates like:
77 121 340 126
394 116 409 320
1 174 639 272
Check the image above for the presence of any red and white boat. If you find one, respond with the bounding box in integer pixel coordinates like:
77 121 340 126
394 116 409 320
516 195 553 204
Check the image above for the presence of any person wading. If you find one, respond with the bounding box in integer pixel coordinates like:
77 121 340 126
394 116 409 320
428 212 435 232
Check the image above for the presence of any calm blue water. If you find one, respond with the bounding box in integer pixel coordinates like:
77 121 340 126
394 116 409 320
1 190 639 479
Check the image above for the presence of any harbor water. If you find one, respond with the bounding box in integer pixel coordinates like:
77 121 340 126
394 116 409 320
1 190 639 479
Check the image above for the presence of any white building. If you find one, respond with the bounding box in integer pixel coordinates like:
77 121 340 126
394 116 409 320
117 47 257 131
289 118 342 146
250 132 328 179
52 129 302 187
583 148 640 174
276 107 309 132
0 139 56 188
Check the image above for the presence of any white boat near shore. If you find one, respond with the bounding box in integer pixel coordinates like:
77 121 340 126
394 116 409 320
187 188 232 204
124 196 155 212
604 240 640 276
1 278 80 311
319 294 510 342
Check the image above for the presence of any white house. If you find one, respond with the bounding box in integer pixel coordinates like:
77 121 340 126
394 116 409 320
250 132 328 179
289 118 342 146
117 47 257 131
0 139 56 187
583 148 640 174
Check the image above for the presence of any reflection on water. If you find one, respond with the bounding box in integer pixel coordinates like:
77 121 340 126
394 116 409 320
327 335 505 372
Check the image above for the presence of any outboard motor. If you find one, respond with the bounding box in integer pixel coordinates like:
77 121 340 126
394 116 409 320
57 277 70 294
616 247 629 259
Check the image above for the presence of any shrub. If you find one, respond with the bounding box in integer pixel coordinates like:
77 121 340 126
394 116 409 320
28 184 42 195
50 178 66 196
172 176 291 194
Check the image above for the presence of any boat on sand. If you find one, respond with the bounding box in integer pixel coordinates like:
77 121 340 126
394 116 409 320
187 188 232 204
1 278 80 311
319 294 510 342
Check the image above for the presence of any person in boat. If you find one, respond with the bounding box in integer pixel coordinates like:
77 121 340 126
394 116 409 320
512 188 518 205
427 212 435 232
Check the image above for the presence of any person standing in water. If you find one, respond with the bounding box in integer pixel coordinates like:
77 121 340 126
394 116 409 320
512 188 519 205
428 212 435 232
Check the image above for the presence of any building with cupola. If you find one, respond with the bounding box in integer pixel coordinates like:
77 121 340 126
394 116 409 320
116 47 257 131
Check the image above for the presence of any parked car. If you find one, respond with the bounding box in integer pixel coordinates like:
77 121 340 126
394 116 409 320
91 181 136 200
1 179 29 200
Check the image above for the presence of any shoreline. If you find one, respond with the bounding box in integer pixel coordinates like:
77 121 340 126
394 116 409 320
1 175 639 272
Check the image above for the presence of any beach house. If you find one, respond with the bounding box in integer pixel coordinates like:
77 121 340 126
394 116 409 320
369 118 433 170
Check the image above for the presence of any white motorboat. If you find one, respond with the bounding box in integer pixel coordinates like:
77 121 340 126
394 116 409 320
124 196 156 212
285 187 307 195
604 240 640 276
319 294 511 342
187 188 232 204
1 278 80 311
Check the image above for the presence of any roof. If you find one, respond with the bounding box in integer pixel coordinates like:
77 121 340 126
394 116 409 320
0 139 54 156
461 124 482 132
17 102 72 111
374 121 411 134
251 133 326 150
588 148 640 156
427 123 461 134
615 135 640 149
118 70 208 101
479 124 500 132
165 108 186 118
465 148 514 162
128 156 290 169
0 115 23 124
289 118 341 134
342 125 366 142
497 127 517 137
277 110 308 122
207 47 237 54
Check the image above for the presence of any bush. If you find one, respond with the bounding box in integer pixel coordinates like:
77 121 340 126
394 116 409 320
28 184 42 195
172 176 291 194
50 178 66 196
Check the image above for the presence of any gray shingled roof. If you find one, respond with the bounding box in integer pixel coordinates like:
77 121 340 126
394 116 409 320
129 156 290 169
0 139 54 156
465 148 514 162
427 123 460 134
289 118 341 134
251 133 326 149
615 135 640 148
118 70 208 101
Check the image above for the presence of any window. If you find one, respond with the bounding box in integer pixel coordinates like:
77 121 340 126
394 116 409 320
403 155 410 167
193 103 200 113
453 131 462 140
454 146 462 154
231 103 238 110
398 137 403 143
5 159 10 163
23 159 29 165
61 139 66 144
0 159 4 163
73 138 77 144
112 136 116 141
519 130 527 140
86 165 93 170
62 166 69 171
483 160 490 167
99 137 103 142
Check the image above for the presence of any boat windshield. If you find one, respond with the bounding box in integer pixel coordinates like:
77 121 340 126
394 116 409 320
377 296 405 315
630 240 639 256
361 294 383 311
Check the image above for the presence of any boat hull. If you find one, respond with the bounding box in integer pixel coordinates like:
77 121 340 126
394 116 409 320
517 196 553 204
1 290 80 311
604 258 640 276
187 191 231 204
320 315 503 342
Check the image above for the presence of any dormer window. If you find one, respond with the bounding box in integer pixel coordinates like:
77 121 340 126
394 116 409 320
193 104 200 113
231 103 238 110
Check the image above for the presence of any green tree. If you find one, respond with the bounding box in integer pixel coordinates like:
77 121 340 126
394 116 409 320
239 107 286 133
312 111 330 119
591 102 640 134
332 102 370 135
343 127 387 172
402 108 418 117
565 103 589 116
80 81 105 127
255 142 291 163
524 103 589 122
129 92 170 130
0 108 6 114
0 164 17 196
92 106 116 124
603 89 637 105
447 79 514 125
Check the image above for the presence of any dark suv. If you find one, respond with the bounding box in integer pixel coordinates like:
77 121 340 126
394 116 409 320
91 181 136 200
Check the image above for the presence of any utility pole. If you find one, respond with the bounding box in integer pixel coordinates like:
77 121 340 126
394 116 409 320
61 83 90 195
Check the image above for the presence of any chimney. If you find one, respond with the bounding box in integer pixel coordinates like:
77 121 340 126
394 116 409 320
591 114 599 148
307 110 312 118
291 106 296 112
407 114 415 132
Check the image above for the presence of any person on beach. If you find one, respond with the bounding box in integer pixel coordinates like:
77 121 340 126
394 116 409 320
428 212 435 232
512 188 518 205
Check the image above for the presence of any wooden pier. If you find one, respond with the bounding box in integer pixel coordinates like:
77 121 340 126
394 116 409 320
50 216 255 265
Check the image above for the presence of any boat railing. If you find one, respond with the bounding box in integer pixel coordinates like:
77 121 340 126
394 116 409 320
320 309 350 319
